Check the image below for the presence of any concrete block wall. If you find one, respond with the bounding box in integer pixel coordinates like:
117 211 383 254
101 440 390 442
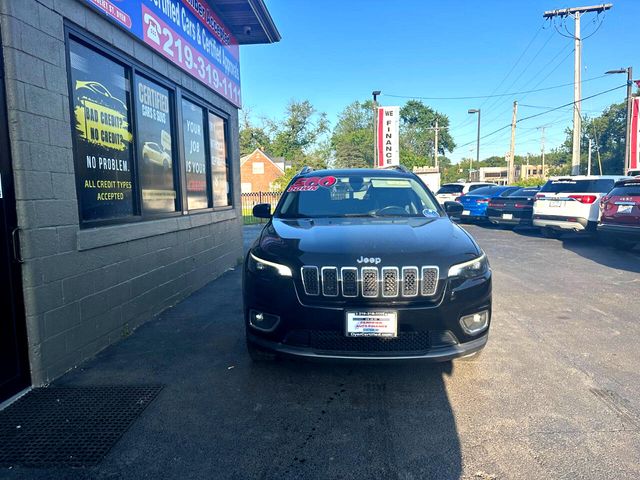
0 0 244 385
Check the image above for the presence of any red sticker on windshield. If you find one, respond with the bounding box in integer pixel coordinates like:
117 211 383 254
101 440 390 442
288 176 337 192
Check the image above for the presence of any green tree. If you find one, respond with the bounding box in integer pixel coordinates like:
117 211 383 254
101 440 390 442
239 110 272 157
399 100 456 169
554 99 628 175
268 100 329 160
331 100 375 168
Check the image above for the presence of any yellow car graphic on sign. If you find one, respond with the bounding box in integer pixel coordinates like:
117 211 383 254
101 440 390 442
142 142 172 170
74 80 132 151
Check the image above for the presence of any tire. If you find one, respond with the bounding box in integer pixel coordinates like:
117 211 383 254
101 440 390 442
542 227 561 239
246 340 276 362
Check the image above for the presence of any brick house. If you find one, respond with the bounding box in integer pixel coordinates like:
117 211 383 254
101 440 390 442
240 148 288 193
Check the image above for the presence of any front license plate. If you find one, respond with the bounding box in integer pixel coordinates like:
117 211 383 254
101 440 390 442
462 210 470 216
617 205 633 214
502 213 513 220
549 200 562 207
346 311 397 337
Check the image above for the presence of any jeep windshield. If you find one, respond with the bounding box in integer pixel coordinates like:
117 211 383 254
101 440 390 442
276 174 442 219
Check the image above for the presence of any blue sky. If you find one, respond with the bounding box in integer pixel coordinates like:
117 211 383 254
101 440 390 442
239 0 639 164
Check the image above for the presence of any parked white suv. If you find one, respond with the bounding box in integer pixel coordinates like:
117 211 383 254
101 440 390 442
435 182 494 205
533 175 630 237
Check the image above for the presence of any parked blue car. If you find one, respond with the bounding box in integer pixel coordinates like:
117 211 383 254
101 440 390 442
457 185 519 222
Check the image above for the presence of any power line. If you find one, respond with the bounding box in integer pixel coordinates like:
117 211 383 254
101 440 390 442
454 84 626 149
384 74 608 102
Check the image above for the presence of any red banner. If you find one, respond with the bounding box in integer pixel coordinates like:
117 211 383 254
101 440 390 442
631 97 639 171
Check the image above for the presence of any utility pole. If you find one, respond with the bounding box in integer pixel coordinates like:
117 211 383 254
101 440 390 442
538 126 546 178
544 4 612 175
508 101 518 184
429 119 441 169
372 90 381 168
587 138 592 176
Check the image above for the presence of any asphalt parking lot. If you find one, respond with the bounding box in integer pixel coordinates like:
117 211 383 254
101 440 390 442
3 224 640 480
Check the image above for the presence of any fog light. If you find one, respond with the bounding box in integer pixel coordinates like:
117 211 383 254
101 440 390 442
249 309 280 332
459 310 489 335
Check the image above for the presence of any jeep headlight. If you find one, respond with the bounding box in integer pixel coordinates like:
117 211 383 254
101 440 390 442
448 253 489 279
248 252 293 277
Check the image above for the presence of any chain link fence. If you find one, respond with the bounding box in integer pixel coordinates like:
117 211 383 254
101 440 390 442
241 192 283 225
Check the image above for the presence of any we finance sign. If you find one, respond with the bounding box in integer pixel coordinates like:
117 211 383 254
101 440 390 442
84 0 242 107
377 106 400 167
631 97 640 171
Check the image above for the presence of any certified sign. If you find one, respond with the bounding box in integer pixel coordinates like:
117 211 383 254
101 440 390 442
346 311 398 337
377 106 400 167
84 0 242 107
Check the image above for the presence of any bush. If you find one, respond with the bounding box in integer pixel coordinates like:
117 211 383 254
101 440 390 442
513 177 545 187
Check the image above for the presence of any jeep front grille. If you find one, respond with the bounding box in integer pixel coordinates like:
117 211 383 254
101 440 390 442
300 265 439 299
301 266 319 295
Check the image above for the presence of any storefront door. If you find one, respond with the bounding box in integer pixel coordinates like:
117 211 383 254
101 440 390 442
0 52 30 403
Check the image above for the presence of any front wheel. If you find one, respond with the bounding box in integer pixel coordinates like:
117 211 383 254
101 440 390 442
246 340 276 362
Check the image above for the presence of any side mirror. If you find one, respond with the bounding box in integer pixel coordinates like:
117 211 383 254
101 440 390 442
252 203 272 219
444 201 464 217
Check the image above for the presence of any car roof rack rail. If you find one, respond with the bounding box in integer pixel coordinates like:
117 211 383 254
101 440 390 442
381 164 411 173
298 166 314 175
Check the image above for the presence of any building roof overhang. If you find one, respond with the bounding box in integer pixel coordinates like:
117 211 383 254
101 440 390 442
207 0 281 45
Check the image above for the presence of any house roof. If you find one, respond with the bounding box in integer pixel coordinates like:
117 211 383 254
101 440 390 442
240 148 284 173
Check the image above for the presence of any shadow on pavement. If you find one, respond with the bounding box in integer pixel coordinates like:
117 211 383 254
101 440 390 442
243 358 462 479
559 234 640 274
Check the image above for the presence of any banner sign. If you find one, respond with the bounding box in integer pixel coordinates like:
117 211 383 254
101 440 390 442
84 0 241 108
377 106 400 167
70 39 134 222
631 97 639 171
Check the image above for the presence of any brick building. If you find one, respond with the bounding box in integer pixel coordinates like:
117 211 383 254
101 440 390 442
240 148 287 192
0 0 280 404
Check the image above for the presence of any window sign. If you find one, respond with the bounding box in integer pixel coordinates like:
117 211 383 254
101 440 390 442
135 76 177 213
209 113 230 207
69 40 134 222
182 100 207 210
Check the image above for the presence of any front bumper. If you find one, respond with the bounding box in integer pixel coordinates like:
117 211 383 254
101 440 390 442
247 330 488 361
243 265 492 361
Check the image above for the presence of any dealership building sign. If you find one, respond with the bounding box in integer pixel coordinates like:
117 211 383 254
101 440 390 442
85 0 241 107
377 106 400 167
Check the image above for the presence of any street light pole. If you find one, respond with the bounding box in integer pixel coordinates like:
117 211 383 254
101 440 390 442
605 68 633 173
468 108 481 178
372 90 381 168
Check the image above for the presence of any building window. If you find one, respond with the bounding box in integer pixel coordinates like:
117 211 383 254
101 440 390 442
69 39 135 223
135 76 178 213
252 162 264 174
209 112 231 207
67 31 234 228
181 100 208 210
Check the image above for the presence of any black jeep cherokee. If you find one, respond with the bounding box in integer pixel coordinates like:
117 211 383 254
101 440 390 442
243 167 492 361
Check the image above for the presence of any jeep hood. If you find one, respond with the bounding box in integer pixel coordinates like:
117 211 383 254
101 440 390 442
253 217 482 269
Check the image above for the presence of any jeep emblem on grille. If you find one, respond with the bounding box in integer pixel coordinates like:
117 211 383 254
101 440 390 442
356 256 381 264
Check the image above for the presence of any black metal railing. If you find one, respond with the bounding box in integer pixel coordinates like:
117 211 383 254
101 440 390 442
241 191 283 225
